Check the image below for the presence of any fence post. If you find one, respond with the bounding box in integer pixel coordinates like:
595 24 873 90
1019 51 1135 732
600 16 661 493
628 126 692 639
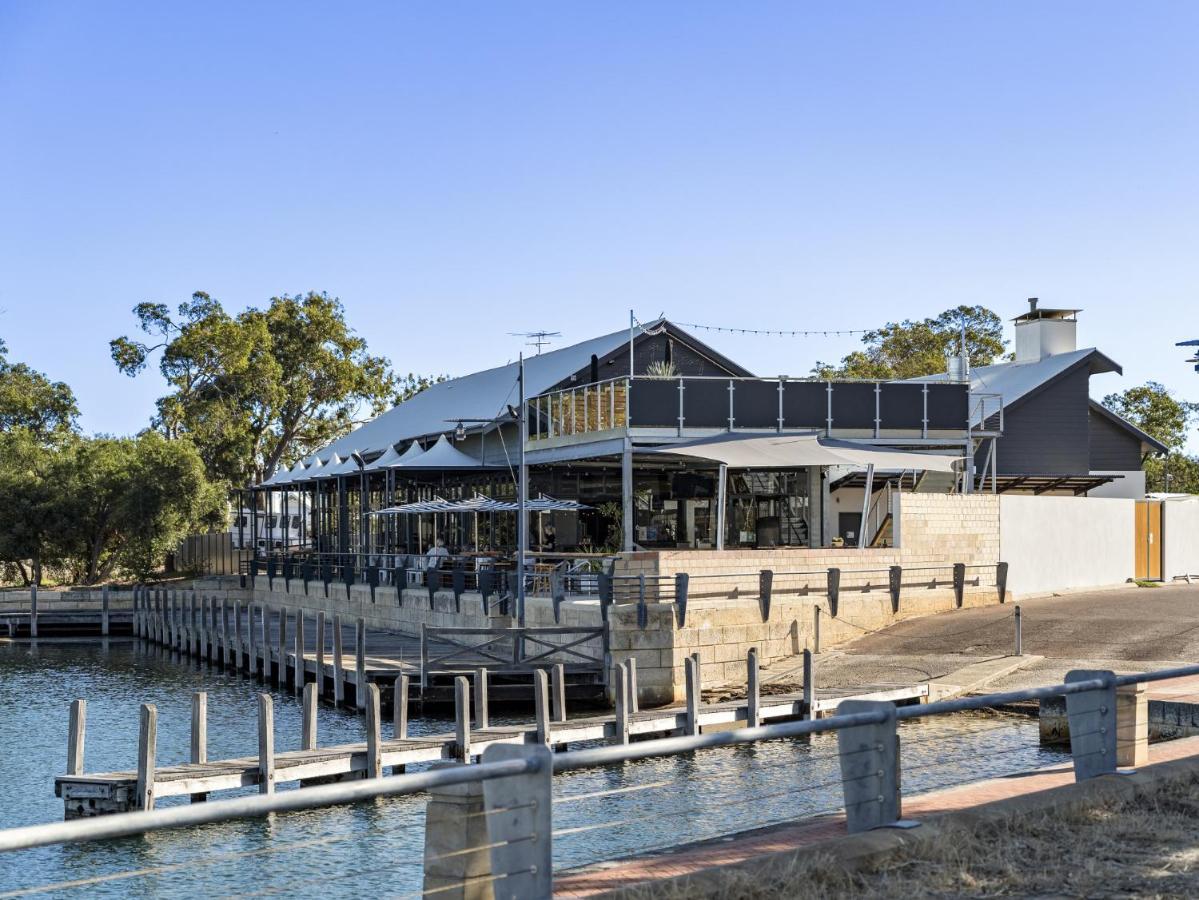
551 662 566 723
257 693 275 795
888 565 902 614
534 668 552 746
101 586 110 636
294 610 305 692
474 667 490 730
1065 670 1118 780
803 648 814 719
1014 604 1023 656
826 567 840 617
190 692 208 803
837 699 899 833
953 563 966 608
302 682 318 751
30 583 37 638
455 675 472 762
394 674 409 740
333 614 345 706
366 684 383 779
746 648 760 728
481 743 554 900
355 618 367 711
613 663 631 744
759 569 773 623
136 703 157 810
684 654 701 736
67 699 86 776
675 572 689 627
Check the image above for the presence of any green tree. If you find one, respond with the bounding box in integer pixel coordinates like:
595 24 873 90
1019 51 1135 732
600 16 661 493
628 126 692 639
0 338 79 440
110 292 426 485
814 305 1007 380
0 428 69 585
1146 453 1199 495
1101 381 1199 452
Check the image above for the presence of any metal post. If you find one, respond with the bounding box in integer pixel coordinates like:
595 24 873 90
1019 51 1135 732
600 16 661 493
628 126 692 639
517 353 529 625
1014 604 1023 656
858 463 875 548
481 743 554 900
1065 670 1118 781
836 699 899 833
621 438 634 552
715 463 727 551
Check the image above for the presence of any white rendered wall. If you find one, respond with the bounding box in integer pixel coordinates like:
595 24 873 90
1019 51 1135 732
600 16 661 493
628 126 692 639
1088 470 1146 499
1164 499 1199 579
1000 494 1135 596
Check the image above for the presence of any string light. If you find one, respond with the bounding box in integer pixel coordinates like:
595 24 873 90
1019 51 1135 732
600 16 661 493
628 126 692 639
637 315 870 338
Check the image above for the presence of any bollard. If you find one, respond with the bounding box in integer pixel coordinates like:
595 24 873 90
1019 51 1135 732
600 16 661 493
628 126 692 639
534 668 552 746
675 572 689 627
836 699 899 832
454 676 472 762
953 563 966 608
190 692 208 803
826 567 840 617
759 569 773 623
888 565 902 614
302 682 318 751
67 699 86 776
257 694 275 795
746 648 760 728
136 703 157 810
1014 604 1023 657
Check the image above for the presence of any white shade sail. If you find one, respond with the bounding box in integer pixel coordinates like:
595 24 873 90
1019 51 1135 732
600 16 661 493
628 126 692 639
648 433 961 472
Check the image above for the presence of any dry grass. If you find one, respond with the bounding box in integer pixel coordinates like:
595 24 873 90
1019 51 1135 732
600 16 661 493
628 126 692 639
626 778 1199 899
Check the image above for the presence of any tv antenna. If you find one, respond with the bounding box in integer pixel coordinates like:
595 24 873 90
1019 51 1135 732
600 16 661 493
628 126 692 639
509 330 561 354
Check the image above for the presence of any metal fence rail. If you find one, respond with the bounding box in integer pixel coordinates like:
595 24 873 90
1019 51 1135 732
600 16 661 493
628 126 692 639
2 660 1194 900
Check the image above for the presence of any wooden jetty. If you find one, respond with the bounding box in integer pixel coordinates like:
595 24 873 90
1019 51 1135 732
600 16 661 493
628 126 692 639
0 585 133 638
54 647 927 817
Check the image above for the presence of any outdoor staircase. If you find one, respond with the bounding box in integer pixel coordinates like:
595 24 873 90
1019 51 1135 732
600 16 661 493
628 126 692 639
913 470 958 493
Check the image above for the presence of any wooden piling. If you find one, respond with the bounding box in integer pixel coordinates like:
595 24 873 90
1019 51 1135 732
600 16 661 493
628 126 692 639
234 601 244 671
316 611 327 691
803 648 814 720
454 676 471 762
30 584 37 638
534 669 551 746
332 614 345 706
355 618 367 711
628 657 639 713
190 692 208 803
259 604 270 680
684 655 701 736
276 607 288 686
67 699 86 776
551 662 566 723
614 664 630 745
136 703 157 810
101 586 110 637
394 674 409 740
747 648 760 728
302 682 318 750
257 694 275 795
294 609 305 692
366 684 383 779
474 668 489 730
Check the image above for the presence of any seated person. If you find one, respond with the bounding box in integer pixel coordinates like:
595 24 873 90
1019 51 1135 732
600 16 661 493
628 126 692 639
425 538 450 570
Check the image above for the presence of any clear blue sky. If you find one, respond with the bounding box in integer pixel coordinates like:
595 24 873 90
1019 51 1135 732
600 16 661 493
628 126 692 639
2 2 1197 448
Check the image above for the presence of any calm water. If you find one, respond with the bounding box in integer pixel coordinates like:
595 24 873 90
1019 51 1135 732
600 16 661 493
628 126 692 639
0 641 1069 897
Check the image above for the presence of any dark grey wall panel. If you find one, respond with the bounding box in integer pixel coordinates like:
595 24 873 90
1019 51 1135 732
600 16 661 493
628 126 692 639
830 383 877 429
925 383 970 430
681 379 730 428
1089 408 1143 470
732 380 779 428
782 381 828 428
992 366 1091 475
629 379 678 428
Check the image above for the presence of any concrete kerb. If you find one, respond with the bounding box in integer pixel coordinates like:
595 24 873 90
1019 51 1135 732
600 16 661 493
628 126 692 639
596 751 1199 899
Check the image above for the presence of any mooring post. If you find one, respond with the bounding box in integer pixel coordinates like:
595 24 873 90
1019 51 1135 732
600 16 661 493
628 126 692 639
276 608 288 687
332 614 345 706
30 583 37 638
191 591 200 656
259 604 270 680
101 586 110 637
394 674 410 739
355 618 367 711
366 684 383 779
684 655 701 736
454 675 472 762
747 648 760 728
551 662 566 723
302 682 318 751
613 663 631 744
199 595 208 658
316 611 327 693
222 598 231 667
803 648 815 719
234 600 244 670
190 692 208 803
627 657 639 713
836 699 899 833
257 693 275 795
1014 604 1023 657
294 609 305 692
534 668 551 746
246 602 256 673
474 668 489 730
136 703 157 811
67 699 86 776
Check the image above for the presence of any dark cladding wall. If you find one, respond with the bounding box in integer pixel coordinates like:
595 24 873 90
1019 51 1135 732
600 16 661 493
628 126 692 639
563 332 741 387
982 365 1091 475
1089 407 1144 470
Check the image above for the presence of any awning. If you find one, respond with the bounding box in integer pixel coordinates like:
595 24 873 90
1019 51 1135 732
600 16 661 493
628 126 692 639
370 493 589 515
393 434 499 470
647 433 961 472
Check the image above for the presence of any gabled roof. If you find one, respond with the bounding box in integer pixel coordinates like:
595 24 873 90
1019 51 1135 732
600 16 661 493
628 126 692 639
307 318 747 462
1088 399 1169 456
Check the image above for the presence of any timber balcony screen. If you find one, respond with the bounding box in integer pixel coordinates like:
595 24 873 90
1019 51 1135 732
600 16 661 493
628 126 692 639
530 377 972 440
